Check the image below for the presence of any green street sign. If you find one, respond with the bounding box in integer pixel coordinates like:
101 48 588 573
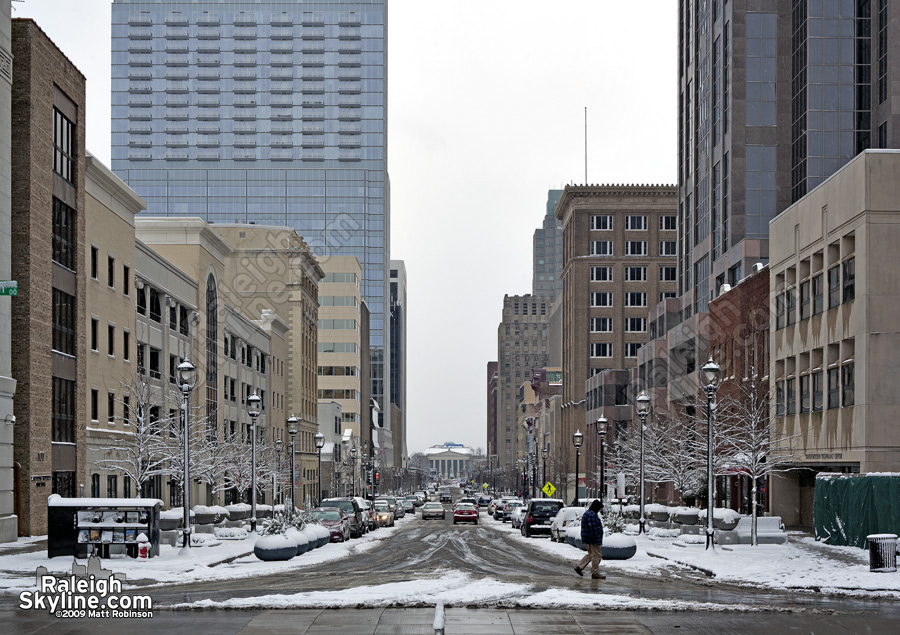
0 281 17 296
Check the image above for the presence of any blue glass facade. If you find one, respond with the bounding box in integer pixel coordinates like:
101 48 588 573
110 0 390 414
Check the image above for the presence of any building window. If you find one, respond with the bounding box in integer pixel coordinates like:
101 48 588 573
108 391 116 423
812 371 824 411
775 293 785 330
785 288 796 326
659 240 677 256
842 258 855 303
91 246 98 279
107 324 115 357
591 292 612 307
52 288 76 356
625 241 648 256
52 198 76 271
828 266 840 308
170 355 177 384
624 292 647 307
91 318 98 351
799 280 811 320
149 347 161 379
827 368 840 408
660 266 676 281
123 331 130 361
660 215 677 230
625 317 647 332
180 306 190 336
878 0 888 103
149 289 162 322
590 342 612 358
591 241 613 256
53 107 75 183
91 388 99 422
107 475 118 498
625 215 647 230
660 292 677 302
591 215 612 230
123 475 131 498
169 302 177 330
786 378 796 415
123 395 130 426
123 265 130 296
776 380 785 416
799 375 810 413
590 317 612 332
625 266 647 281
591 266 612 281
136 286 146 315
53 377 76 443
842 364 854 407
624 342 642 357
108 256 115 288
91 474 100 498
137 343 146 376
812 274 824 314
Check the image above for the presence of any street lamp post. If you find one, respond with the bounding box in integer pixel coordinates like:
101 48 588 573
287 414 299 520
273 436 283 506
541 446 548 497
315 432 324 505
572 430 583 506
635 392 650 534
247 393 262 533
176 358 196 552
597 416 607 501
701 357 721 551
350 446 358 497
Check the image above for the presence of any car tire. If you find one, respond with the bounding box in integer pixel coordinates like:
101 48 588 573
523 526 530 538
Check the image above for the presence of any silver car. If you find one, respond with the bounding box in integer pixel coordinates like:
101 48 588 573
421 502 446 520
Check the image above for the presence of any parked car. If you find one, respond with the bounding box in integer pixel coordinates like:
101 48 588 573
372 500 394 527
453 502 479 525
477 495 492 508
494 498 517 521
421 502 446 520
309 507 351 542
321 497 365 538
521 498 564 538
549 506 586 542
510 505 528 529
414 490 428 505
376 497 404 519
401 498 416 514
502 500 524 522
353 496 375 531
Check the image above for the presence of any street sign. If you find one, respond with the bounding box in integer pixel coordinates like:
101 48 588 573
0 281 17 296
482 483 488 489
541 481 556 497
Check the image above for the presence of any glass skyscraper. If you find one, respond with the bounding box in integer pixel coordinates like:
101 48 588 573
110 0 390 416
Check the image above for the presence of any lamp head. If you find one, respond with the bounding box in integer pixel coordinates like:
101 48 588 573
275 437 283 451
287 414 299 436
247 392 262 418
177 358 197 391
636 391 650 416
597 416 608 437
315 432 325 449
541 447 548 459
701 357 721 389
573 429 583 448
350 446 358 459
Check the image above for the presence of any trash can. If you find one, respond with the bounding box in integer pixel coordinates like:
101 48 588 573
866 534 898 573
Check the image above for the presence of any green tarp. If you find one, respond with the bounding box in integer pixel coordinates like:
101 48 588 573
814 474 900 549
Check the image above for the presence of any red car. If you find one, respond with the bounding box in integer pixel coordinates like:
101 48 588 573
309 507 351 542
453 503 479 525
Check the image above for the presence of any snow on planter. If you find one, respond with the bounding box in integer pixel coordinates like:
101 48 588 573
286 527 309 555
225 503 251 521
301 525 320 549
192 505 229 524
602 533 637 560
254 534 297 561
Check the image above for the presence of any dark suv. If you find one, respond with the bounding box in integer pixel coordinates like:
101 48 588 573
521 498 564 538
321 497 364 538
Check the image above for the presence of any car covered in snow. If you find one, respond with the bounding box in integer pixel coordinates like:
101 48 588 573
510 505 528 529
549 506 585 542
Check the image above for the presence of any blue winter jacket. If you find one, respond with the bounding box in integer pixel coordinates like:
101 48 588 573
580 509 604 545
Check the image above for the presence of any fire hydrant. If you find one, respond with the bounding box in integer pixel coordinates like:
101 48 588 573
136 532 149 561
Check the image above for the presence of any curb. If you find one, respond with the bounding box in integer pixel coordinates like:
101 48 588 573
645 550 715 577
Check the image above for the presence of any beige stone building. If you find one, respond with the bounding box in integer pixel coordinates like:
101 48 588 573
769 150 900 526
555 185 678 493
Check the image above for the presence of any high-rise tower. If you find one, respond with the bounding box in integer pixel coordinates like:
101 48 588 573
110 0 390 422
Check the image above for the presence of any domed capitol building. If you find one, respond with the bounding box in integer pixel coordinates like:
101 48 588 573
424 443 475 480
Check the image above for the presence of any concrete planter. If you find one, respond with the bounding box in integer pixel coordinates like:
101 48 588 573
158 517 182 531
601 533 637 560
674 511 700 525
301 526 320 550
254 534 297 561
286 527 309 556
226 505 250 521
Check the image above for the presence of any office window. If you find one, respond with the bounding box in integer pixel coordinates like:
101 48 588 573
91 474 100 498
52 377 76 443
775 380 785 416
149 347 161 379
775 293 785 330
91 318 98 351
842 258 855 303
108 392 116 423
590 342 612 358
660 292 677 302
799 280 811 320
812 274 824 314
169 303 177 330
108 256 115 288
591 241 613 256
625 215 647 230
169 354 177 384
591 215 612 230
149 289 162 322
591 292 612 307
52 198 76 270
107 324 115 357
123 331 130 361
659 240 677 255
136 286 146 315
625 342 642 357
828 368 840 408
625 317 647 332
107 475 118 498
53 107 75 182
812 371 824 411
828 266 840 308
842 364 854 407
591 317 612 332
786 378 796 415
625 266 647 281
591 266 612 281
91 388 99 421
123 395 130 426
799 375 810 413
90 246 98 279
625 241 648 256
659 215 677 230
660 266 676 281
123 265 130 296
52 289 76 356
785 289 795 326
624 292 647 307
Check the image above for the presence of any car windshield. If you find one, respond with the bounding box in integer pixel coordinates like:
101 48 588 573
507 502 522 509
423 503 442 509
531 502 562 513
311 511 341 521
324 500 354 514
374 504 389 511
456 504 475 510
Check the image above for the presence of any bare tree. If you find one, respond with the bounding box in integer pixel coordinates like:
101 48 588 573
716 372 801 545
643 413 705 504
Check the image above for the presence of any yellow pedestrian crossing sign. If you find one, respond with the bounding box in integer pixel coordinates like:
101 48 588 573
542 481 556 497
482 483 488 489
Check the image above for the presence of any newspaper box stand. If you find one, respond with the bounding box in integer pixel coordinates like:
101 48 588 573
47 494 163 559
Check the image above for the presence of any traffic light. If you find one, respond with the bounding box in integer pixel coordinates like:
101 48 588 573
375 472 380 483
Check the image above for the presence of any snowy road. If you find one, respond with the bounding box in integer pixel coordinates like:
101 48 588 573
138 509 900 616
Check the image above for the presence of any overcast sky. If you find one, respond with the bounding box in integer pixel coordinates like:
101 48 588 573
14 0 676 455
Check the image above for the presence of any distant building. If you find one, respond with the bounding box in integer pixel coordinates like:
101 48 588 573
533 190 563 299
389 260 407 464
486 361 498 462
424 444 474 480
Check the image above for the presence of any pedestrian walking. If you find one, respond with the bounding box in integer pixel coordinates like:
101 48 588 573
574 499 605 580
